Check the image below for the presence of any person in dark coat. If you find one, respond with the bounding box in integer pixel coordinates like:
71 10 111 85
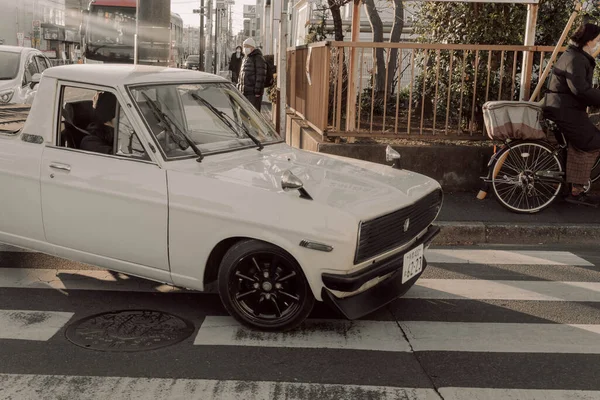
543 23 600 205
80 91 117 155
229 46 244 84
238 38 267 112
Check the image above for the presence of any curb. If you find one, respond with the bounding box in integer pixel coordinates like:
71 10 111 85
432 221 600 246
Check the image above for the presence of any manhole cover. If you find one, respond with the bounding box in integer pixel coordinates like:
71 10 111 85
65 310 195 352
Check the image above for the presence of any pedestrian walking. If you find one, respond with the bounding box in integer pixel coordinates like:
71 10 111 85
228 46 244 84
238 38 267 112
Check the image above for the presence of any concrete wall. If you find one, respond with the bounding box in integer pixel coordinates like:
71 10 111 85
286 115 495 192
319 143 495 192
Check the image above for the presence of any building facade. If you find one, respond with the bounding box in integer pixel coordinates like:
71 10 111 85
0 0 84 62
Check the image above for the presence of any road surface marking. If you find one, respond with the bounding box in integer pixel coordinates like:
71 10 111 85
0 374 440 400
194 316 410 351
427 249 593 266
1 269 599 303
407 279 600 302
439 388 600 400
0 268 183 293
400 321 600 353
0 310 74 341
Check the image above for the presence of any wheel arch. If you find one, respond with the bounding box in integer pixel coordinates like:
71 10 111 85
203 236 303 286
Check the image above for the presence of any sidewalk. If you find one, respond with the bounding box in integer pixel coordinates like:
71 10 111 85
435 192 600 246
261 101 272 121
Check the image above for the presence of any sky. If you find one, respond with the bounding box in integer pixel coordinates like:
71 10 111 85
170 0 255 34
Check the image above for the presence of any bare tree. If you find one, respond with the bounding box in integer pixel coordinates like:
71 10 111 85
363 0 404 95
327 0 352 41
387 0 404 91
363 0 386 92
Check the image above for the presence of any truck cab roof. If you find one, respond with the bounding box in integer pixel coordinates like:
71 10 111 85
43 64 228 87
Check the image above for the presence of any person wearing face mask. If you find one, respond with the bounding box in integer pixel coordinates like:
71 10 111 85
229 46 244 84
238 38 267 111
543 23 600 206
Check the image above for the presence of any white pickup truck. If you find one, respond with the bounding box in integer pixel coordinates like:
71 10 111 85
0 65 443 331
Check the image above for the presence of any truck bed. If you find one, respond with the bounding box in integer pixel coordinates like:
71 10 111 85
0 104 30 133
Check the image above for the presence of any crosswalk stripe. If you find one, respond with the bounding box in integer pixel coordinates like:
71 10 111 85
427 249 593 266
2 376 600 400
439 388 600 400
0 374 441 400
2 268 600 304
406 279 600 302
0 310 74 341
194 316 410 351
400 321 600 353
0 268 182 292
1 245 593 266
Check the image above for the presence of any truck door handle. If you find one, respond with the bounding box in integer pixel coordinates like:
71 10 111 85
49 163 71 172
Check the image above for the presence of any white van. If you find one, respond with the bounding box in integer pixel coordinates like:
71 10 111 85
0 46 52 105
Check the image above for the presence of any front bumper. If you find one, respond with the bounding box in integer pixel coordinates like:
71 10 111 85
321 225 439 320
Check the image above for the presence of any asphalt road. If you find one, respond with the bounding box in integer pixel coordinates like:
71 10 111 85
0 243 599 400
439 192 600 225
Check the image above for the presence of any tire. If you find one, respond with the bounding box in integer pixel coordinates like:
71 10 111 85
492 141 563 214
218 240 315 332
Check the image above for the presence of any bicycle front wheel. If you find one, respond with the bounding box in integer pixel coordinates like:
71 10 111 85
492 141 563 214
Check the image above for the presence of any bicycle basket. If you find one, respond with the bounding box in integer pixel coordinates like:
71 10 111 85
483 101 546 141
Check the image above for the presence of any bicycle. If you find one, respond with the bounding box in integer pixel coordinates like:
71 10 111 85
479 101 600 214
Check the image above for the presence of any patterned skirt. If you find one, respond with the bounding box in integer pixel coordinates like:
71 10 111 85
567 145 600 185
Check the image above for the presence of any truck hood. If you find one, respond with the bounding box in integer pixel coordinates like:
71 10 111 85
168 143 441 220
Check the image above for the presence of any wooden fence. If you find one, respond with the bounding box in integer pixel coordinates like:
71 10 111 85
286 41 564 140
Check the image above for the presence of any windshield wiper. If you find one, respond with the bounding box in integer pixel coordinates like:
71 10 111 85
141 92 204 162
191 92 264 151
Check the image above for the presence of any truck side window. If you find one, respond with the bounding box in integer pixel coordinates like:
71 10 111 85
57 85 150 161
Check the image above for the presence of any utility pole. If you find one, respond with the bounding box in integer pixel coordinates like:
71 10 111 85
199 0 204 70
194 0 206 70
206 0 213 72
214 5 219 74
278 0 288 140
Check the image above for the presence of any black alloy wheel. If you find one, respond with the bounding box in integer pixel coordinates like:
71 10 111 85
218 240 315 331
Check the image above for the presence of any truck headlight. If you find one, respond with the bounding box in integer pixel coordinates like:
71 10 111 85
0 90 14 104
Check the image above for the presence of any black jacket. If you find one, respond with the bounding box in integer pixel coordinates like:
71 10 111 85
543 45 600 151
229 52 244 76
80 123 114 154
238 49 267 96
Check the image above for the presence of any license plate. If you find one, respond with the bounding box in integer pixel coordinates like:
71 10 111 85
402 244 424 284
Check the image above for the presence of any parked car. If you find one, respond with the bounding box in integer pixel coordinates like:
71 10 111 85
185 55 200 70
0 65 443 331
0 45 52 105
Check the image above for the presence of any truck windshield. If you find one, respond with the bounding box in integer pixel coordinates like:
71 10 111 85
129 82 281 159
0 52 21 80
